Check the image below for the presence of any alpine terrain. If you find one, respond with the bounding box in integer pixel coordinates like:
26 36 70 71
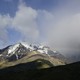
0 42 66 69
0 42 80 80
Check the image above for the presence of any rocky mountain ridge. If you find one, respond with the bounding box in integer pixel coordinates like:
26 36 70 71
0 42 66 69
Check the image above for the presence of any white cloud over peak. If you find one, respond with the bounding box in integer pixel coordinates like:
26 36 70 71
12 3 39 42
0 2 53 45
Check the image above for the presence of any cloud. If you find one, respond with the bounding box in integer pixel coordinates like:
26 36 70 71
36 10 54 42
44 13 80 55
0 14 12 41
0 14 12 48
12 2 39 42
11 2 54 43
30 0 80 56
0 1 53 45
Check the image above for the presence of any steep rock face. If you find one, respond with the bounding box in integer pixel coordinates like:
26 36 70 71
0 43 30 61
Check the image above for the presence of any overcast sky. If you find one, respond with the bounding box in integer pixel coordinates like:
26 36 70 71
0 0 80 55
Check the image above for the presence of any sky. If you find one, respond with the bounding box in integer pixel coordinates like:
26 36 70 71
0 0 80 56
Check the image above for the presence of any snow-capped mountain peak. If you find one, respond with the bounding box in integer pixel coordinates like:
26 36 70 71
7 42 53 55
20 42 30 49
0 42 66 62
20 42 35 51
8 42 34 55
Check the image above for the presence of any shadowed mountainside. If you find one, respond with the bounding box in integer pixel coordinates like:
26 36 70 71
0 61 80 80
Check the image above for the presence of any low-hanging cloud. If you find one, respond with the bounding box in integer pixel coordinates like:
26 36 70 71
46 14 80 55
38 1 80 57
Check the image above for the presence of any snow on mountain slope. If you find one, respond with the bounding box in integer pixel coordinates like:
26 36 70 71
8 42 33 55
37 45 49 54
8 43 20 55
20 42 34 51
37 48 48 54
0 42 66 62
7 42 60 57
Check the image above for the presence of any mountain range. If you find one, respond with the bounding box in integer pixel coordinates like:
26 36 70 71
0 42 66 69
0 42 80 80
